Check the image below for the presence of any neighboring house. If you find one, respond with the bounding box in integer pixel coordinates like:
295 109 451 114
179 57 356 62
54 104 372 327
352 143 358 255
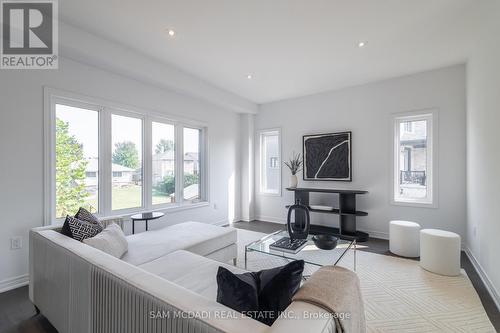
184 152 199 176
84 158 137 189
152 151 175 185
152 151 199 186
399 121 427 198
399 121 427 185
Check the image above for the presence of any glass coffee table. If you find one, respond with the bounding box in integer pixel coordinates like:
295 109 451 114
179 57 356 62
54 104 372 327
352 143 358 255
245 230 356 271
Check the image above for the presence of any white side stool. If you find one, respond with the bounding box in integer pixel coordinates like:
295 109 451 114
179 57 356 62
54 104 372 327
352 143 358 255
420 229 461 276
389 220 421 257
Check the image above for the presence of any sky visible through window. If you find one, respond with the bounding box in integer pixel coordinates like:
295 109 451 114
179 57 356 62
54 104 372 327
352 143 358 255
56 106 200 158
152 122 175 151
111 114 143 159
56 105 98 158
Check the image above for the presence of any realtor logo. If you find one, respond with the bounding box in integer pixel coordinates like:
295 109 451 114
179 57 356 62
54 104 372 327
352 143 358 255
1 0 58 69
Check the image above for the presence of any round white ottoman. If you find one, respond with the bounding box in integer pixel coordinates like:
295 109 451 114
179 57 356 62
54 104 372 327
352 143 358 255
389 220 421 257
420 229 461 276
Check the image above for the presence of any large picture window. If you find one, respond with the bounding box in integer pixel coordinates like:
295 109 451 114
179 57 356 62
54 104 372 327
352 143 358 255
46 90 208 222
392 111 436 206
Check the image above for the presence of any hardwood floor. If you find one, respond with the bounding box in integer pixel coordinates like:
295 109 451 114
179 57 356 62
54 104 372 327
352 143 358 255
1 220 498 333
0 286 56 333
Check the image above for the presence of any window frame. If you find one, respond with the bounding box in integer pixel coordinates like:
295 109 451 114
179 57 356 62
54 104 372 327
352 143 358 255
44 87 209 225
258 128 282 196
391 109 438 208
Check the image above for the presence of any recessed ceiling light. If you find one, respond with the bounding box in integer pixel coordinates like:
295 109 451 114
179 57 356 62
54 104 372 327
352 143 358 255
358 41 367 48
246 74 253 79
167 29 176 37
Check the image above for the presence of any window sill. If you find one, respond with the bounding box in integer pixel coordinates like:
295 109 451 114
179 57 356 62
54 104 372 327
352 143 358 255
391 199 437 209
98 202 210 221
157 201 210 214
259 191 282 197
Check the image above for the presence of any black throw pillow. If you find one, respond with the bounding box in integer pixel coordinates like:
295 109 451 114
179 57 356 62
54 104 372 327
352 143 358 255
75 207 102 227
257 260 305 325
61 207 102 238
61 215 74 237
65 215 103 242
216 269 259 313
216 260 304 326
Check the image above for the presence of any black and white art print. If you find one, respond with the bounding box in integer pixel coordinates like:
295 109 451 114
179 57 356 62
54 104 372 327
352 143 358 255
303 131 352 181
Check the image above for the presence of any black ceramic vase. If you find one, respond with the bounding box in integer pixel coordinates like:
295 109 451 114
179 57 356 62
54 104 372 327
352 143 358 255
287 199 310 240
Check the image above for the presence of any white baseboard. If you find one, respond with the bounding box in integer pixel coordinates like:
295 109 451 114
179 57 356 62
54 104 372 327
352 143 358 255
254 216 389 240
0 274 29 293
217 216 245 226
254 215 286 224
361 229 389 240
464 247 500 311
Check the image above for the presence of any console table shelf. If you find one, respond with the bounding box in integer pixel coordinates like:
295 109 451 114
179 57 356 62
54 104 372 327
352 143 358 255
286 187 369 242
285 206 368 216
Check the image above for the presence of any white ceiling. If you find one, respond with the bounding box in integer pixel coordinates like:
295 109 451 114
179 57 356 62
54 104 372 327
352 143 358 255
60 0 483 104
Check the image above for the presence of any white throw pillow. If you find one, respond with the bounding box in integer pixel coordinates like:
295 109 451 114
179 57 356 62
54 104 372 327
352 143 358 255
83 223 128 258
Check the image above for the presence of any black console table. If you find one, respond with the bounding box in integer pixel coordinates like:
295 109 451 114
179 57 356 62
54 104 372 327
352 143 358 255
286 187 369 242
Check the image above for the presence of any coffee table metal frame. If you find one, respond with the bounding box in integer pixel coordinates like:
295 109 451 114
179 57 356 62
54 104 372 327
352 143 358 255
244 230 356 271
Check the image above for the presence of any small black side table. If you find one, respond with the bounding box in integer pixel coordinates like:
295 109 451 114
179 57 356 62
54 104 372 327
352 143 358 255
130 212 164 234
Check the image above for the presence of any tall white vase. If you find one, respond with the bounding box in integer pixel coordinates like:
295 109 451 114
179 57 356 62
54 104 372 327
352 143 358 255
289 174 298 188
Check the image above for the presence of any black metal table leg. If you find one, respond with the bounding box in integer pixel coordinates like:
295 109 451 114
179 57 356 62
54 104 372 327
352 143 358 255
130 212 164 235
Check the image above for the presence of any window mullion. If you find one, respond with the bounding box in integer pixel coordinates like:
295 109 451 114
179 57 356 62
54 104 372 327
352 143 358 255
427 116 433 203
395 119 401 200
200 128 208 201
143 118 152 209
175 125 184 204
46 97 56 224
99 107 112 216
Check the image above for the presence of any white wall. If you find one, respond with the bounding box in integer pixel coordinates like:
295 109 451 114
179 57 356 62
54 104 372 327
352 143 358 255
466 0 500 308
0 57 241 289
254 65 466 240
239 114 255 221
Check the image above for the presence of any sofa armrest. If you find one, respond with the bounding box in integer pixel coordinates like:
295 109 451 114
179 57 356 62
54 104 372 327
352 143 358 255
267 301 335 333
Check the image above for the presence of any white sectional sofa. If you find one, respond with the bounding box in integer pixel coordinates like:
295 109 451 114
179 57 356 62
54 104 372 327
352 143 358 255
29 222 335 333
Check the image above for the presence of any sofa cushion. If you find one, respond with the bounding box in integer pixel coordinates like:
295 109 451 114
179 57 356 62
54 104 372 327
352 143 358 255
121 222 237 265
139 250 246 300
83 223 128 258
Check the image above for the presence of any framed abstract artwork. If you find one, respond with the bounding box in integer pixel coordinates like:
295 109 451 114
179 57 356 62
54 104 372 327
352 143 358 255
303 131 352 181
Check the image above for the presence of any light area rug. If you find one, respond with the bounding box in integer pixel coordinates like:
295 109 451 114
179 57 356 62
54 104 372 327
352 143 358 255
235 229 495 333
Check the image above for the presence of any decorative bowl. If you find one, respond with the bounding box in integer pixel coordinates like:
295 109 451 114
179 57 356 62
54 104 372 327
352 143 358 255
312 234 338 250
